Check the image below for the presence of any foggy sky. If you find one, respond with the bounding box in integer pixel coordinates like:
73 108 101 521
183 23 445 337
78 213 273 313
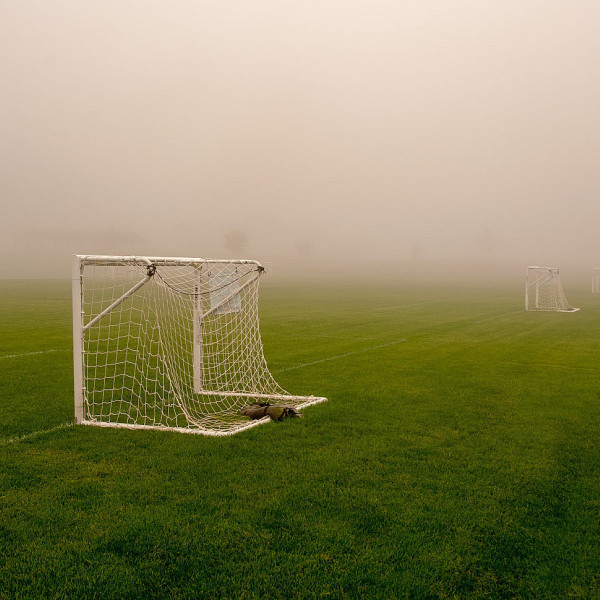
1 0 599 280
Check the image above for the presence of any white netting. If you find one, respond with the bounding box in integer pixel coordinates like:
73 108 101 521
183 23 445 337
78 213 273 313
75 256 326 436
525 266 579 312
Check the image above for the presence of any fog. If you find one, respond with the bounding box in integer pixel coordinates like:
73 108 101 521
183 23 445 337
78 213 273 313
1 1 599 283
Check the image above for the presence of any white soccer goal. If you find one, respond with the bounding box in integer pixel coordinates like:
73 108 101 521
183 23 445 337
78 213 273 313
592 268 600 294
525 266 579 312
72 255 327 436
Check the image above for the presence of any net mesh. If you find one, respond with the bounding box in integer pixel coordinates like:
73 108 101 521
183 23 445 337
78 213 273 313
77 257 325 436
525 267 579 312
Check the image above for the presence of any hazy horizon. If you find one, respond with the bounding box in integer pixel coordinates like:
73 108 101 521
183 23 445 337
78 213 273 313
1 1 599 282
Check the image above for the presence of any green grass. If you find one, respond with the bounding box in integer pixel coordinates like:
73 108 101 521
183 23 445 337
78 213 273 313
1 279 600 599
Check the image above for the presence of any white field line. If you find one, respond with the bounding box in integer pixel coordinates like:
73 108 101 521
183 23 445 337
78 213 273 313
275 338 407 373
0 349 69 360
268 333 380 341
1 422 74 446
492 361 598 373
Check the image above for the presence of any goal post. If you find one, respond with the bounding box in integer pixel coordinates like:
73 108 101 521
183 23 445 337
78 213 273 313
525 266 579 312
72 255 327 436
592 268 600 294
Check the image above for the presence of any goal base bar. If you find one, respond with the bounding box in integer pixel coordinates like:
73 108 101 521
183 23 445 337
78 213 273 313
79 418 269 437
528 307 580 313
79 396 328 437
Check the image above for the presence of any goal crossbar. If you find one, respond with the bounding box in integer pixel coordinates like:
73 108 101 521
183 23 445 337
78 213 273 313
78 255 261 267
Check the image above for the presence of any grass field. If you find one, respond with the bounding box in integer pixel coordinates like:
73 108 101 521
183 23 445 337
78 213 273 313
1 277 600 599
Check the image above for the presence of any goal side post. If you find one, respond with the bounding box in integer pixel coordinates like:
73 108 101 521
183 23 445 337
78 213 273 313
72 255 84 424
592 268 600 294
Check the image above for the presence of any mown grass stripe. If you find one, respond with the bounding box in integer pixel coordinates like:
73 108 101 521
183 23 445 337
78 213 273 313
374 300 444 311
474 310 525 324
275 338 407 373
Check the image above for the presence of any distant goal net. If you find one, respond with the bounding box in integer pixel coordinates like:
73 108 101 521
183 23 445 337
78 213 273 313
525 266 579 312
72 255 327 436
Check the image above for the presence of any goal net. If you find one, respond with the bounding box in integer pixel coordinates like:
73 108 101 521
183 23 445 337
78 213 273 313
525 266 579 312
72 255 327 436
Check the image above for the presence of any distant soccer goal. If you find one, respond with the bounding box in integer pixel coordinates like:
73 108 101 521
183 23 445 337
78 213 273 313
525 266 579 312
592 268 600 294
72 255 327 436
